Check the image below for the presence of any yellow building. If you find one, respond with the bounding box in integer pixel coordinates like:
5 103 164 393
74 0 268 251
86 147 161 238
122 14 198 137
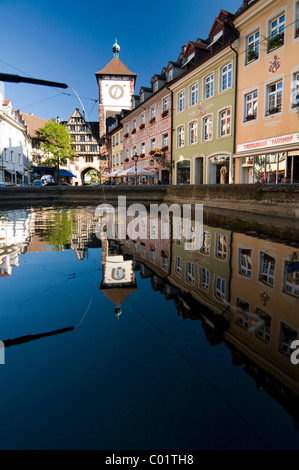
228 232 299 396
233 0 299 184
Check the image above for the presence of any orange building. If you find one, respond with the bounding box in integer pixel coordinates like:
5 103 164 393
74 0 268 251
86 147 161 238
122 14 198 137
233 0 299 184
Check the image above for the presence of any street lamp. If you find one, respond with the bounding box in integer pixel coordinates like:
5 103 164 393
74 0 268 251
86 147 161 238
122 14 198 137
133 153 139 185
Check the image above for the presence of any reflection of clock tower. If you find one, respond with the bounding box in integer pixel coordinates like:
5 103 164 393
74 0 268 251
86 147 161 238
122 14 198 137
95 40 137 138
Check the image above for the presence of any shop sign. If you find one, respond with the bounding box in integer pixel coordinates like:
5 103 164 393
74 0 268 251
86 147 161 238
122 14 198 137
237 133 299 153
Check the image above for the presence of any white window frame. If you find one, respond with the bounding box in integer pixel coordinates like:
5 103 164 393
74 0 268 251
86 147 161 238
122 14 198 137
219 108 231 137
188 120 198 145
246 30 260 64
215 234 228 260
199 266 210 289
175 256 183 275
200 230 211 254
259 252 276 287
140 112 145 124
140 141 145 154
177 125 185 148
238 248 252 277
150 138 156 151
163 96 170 111
189 82 198 107
215 276 226 300
244 90 258 121
204 73 214 99
178 90 185 113
202 115 213 141
220 63 232 92
150 106 156 120
162 133 168 148
186 261 195 284
268 11 286 53
266 79 283 115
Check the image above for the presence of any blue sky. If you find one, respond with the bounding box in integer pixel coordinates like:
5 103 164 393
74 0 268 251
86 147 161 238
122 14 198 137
1 0 243 123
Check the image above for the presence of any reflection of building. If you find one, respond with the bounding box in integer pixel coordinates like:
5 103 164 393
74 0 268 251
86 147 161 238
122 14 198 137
170 217 232 315
100 237 137 316
0 209 34 276
228 233 299 398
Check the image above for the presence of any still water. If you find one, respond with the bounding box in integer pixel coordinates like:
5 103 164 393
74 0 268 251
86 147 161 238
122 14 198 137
0 204 298 450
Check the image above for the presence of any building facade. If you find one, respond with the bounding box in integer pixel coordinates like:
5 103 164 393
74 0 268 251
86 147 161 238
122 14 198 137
170 10 239 185
234 0 299 184
0 92 31 185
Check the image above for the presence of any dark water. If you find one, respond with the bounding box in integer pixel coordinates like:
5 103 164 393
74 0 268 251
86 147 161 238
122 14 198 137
0 204 298 450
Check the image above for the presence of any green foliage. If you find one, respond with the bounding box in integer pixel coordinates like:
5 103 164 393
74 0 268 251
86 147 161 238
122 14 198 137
38 119 75 166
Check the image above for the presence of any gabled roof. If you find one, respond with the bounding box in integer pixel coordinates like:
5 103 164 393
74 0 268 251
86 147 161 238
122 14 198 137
95 57 136 78
209 9 234 38
17 111 49 138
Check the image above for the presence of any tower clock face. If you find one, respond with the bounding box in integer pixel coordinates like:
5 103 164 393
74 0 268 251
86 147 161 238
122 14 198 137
109 84 124 99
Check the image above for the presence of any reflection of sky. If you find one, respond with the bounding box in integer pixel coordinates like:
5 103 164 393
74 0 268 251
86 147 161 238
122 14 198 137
0 208 298 450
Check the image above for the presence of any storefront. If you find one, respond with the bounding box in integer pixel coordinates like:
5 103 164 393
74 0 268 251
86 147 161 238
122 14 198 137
235 133 299 184
176 160 190 185
208 155 230 184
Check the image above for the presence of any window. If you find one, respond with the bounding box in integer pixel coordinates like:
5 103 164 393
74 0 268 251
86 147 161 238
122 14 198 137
86 156 93 162
186 261 195 284
267 80 282 114
259 252 276 286
177 126 185 147
246 31 260 63
150 106 156 120
244 91 258 121
163 96 169 111
168 69 173 81
125 123 129 134
268 13 285 52
162 133 168 148
215 276 226 300
221 64 232 91
200 231 211 254
120 151 123 164
203 115 213 141
238 248 252 276
132 119 137 129
256 309 271 343
80 135 85 142
189 121 198 145
279 322 297 355
125 148 129 159
132 145 137 156
236 298 250 329
140 142 145 155
153 81 158 92
150 138 156 151
216 234 227 259
80 146 85 152
190 83 198 106
175 256 183 275
219 109 231 137
199 267 210 289
291 72 299 108
178 91 185 112
284 261 299 297
204 74 214 99
140 112 145 124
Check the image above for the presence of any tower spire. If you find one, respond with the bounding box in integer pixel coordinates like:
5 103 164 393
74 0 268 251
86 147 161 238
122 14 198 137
112 38 120 58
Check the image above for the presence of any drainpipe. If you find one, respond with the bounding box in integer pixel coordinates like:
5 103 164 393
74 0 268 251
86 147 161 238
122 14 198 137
166 86 173 185
229 40 238 184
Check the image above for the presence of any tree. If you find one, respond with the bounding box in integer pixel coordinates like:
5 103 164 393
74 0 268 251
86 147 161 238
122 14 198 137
37 119 75 183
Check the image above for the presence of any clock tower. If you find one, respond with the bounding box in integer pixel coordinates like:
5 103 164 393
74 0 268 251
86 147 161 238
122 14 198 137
95 40 137 138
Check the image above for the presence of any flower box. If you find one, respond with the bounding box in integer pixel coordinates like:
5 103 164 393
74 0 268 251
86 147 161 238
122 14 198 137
295 28 299 38
247 50 258 63
149 117 156 125
139 153 145 158
131 128 136 134
161 110 169 118
161 145 168 151
139 123 145 130
245 114 255 121
267 32 284 52
149 150 155 155
124 158 129 162
123 133 129 138
268 107 280 115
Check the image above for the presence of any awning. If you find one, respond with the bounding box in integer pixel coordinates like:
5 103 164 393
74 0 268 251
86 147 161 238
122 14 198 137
4 169 13 175
59 170 76 177
208 31 223 47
